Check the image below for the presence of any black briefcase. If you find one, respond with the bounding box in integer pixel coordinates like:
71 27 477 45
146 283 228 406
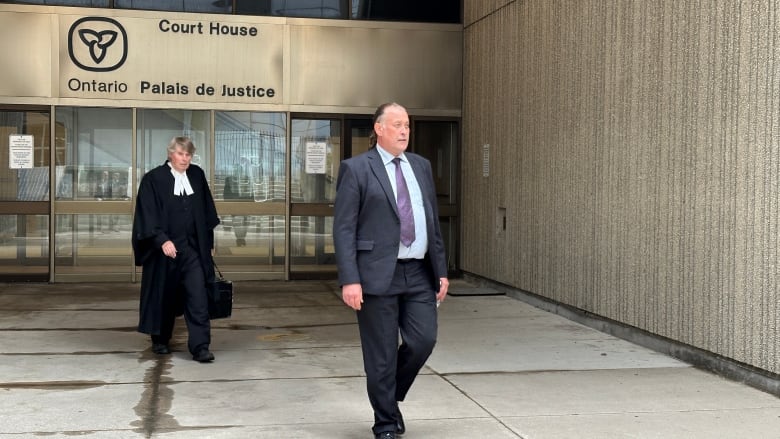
208 263 233 319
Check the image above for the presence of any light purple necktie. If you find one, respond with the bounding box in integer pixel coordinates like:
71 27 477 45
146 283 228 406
393 157 415 247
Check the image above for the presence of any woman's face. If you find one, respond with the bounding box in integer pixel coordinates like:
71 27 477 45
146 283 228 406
168 146 192 173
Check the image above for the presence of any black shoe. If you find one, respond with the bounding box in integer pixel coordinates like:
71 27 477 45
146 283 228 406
396 409 405 435
152 343 170 355
375 432 395 439
193 349 215 363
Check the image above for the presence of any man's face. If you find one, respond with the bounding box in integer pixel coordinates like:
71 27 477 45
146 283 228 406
375 106 410 157
168 147 192 173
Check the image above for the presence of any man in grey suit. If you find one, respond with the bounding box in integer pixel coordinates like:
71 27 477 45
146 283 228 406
333 102 449 439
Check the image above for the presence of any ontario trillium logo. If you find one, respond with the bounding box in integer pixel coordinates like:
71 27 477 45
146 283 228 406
68 17 128 72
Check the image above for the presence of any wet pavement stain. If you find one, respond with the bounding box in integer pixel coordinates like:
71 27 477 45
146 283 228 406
131 351 180 438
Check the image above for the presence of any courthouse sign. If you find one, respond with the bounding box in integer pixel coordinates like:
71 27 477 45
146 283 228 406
60 14 283 103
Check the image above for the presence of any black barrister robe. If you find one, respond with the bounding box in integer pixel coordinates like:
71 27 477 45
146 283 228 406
132 161 220 336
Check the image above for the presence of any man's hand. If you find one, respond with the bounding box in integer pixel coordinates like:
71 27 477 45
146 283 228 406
162 240 177 259
436 277 449 304
342 283 363 311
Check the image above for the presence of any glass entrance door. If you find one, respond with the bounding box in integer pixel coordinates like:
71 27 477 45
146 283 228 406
53 106 133 282
412 119 459 274
288 117 341 278
346 118 373 158
0 108 458 282
213 111 287 279
0 108 51 281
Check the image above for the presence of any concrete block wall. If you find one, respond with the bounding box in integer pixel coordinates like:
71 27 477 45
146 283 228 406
461 0 779 375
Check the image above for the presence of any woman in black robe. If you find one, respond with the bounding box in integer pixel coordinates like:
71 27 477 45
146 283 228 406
132 136 220 362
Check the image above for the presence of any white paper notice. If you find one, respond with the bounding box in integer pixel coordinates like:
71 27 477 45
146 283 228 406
9 135 34 169
305 141 327 174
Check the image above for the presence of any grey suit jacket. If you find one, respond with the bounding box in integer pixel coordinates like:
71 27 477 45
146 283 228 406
333 147 447 294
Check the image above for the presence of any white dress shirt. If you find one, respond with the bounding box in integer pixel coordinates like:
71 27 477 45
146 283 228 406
168 163 194 196
375 144 428 259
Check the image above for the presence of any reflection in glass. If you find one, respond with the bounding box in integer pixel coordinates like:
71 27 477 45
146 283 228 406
215 111 287 202
0 215 49 276
290 215 335 266
137 109 211 182
214 215 285 267
55 107 132 200
291 119 340 203
54 214 133 273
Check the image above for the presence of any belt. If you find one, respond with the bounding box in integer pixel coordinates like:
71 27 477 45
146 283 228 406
397 258 422 264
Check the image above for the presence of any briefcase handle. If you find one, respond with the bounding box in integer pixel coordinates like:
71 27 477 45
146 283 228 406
213 260 225 279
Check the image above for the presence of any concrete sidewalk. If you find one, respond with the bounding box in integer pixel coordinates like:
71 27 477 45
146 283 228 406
1 279 778 438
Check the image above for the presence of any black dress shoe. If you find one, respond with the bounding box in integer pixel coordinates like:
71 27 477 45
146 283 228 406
375 432 395 439
193 349 215 363
152 343 170 355
396 409 405 435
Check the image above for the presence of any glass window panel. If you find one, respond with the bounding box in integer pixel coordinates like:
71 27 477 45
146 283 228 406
0 215 49 276
235 0 347 18
349 119 372 158
351 0 460 23
136 109 211 182
291 119 340 203
290 215 333 256
54 214 133 274
413 121 457 203
0 111 50 202
215 111 286 202
115 0 231 13
55 107 132 201
214 215 285 267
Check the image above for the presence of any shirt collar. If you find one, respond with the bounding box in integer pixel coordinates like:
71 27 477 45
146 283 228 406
376 144 407 165
168 162 194 195
167 161 185 176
